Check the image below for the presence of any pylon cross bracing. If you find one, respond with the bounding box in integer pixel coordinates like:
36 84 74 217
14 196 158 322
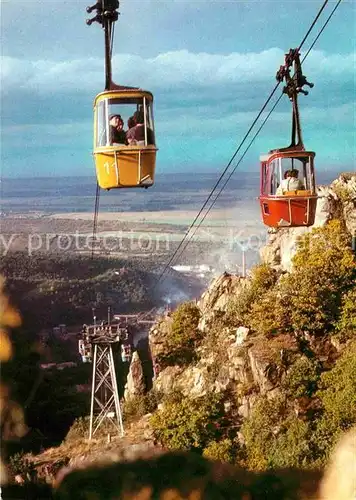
89 343 124 439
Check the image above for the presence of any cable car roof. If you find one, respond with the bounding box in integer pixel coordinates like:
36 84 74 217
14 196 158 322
94 83 154 105
260 149 316 162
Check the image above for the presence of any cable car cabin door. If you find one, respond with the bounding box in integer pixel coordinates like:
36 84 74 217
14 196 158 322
93 90 157 190
259 151 318 228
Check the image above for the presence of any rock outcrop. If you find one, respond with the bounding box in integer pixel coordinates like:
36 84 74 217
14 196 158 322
197 272 248 331
124 351 145 400
150 271 304 419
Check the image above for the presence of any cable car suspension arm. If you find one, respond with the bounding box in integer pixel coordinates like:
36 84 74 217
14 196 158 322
276 49 314 150
86 0 120 90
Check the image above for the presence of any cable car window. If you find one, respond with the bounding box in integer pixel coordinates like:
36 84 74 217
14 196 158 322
269 159 280 195
146 100 156 145
282 156 312 191
281 157 304 180
271 156 315 195
262 163 269 195
302 156 314 191
306 156 315 191
96 97 156 147
96 101 107 147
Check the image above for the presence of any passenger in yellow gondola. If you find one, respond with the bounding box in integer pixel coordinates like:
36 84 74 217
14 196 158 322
109 114 127 145
126 111 144 145
126 110 154 146
116 115 128 144
276 169 304 195
127 116 135 131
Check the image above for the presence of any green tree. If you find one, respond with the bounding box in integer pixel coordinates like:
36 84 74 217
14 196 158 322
245 221 355 337
318 343 356 428
225 264 278 327
283 356 321 398
241 396 312 470
310 344 356 465
203 438 237 464
241 395 287 470
287 220 355 334
335 288 356 341
150 393 224 452
160 302 202 366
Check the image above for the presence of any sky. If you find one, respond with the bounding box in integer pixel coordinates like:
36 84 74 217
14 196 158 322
1 0 355 178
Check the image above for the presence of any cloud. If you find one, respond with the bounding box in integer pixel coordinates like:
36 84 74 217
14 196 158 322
1 47 354 177
1 49 354 93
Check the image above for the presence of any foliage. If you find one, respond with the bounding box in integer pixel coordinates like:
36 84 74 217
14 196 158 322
122 389 162 423
160 302 202 366
267 418 311 469
240 221 355 337
241 345 356 470
317 344 356 428
170 302 201 347
247 288 288 337
333 183 354 203
241 396 312 470
202 438 236 464
65 417 90 442
65 415 119 442
283 356 321 398
201 319 230 383
335 287 356 340
241 395 287 470
8 452 37 482
1 252 158 329
150 393 225 452
306 344 356 466
287 220 355 334
225 264 277 326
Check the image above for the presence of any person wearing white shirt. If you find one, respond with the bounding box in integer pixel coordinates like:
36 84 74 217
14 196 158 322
276 169 304 195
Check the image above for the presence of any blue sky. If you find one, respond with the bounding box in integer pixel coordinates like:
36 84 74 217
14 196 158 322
1 0 355 178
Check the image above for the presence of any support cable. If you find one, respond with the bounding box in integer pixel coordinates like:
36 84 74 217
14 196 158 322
91 182 101 259
297 0 329 51
169 96 283 270
151 81 280 285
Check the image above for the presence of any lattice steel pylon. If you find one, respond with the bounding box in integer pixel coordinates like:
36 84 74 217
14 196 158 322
89 341 124 439
79 314 155 440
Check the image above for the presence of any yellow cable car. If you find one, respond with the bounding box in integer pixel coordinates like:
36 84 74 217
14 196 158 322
93 85 157 189
87 1 157 190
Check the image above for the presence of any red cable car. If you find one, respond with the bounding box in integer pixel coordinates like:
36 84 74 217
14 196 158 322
260 49 318 228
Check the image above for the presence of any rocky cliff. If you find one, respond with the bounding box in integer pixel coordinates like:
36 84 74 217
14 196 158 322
150 271 337 415
147 172 355 468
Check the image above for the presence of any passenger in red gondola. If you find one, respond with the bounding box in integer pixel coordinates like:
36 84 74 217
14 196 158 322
276 169 304 195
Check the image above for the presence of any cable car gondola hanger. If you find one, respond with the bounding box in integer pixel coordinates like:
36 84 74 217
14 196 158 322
259 48 318 228
86 0 157 190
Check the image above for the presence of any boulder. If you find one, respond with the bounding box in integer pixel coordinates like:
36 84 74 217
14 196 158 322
124 352 145 400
